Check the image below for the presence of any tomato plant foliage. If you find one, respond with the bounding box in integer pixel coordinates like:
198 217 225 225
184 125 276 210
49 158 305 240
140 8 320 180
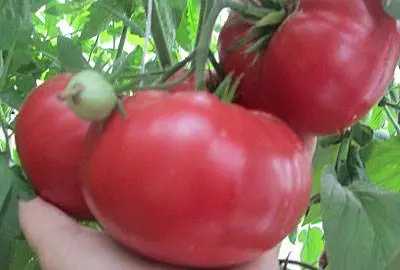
0 0 400 270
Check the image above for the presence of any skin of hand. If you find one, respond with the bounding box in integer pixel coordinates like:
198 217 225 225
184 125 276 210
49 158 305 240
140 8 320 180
19 198 280 270
19 137 316 270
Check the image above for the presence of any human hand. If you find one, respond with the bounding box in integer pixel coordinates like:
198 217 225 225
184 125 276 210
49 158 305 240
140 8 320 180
19 198 280 270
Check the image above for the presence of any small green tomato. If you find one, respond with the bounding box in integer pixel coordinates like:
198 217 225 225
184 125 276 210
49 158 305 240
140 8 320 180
59 69 118 121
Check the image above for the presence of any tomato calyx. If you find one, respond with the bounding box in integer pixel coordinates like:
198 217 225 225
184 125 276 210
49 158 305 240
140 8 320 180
213 71 242 103
226 0 299 62
58 69 118 122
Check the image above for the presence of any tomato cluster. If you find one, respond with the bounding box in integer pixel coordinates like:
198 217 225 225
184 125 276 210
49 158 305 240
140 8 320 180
15 71 312 268
15 0 398 268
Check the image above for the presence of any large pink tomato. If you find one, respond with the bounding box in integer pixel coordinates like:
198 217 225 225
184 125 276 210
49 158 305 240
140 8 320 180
15 74 93 220
219 0 400 135
80 90 312 268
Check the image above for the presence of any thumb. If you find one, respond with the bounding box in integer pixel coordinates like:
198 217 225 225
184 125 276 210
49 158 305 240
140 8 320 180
19 197 83 254
19 198 177 270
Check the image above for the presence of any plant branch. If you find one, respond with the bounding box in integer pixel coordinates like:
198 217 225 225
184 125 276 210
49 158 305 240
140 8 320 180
0 104 11 159
117 69 195 93
115 24 128 61
121 70 166 79
384 106 400 134
310 193 321 205
0 43 16 90
208 50 224 80
192 0 213 68
95 3 145 36
115 1 133 63
88 34 100 63
195 0 227 90
142 0 173 69
117 50 195 91
334 131 352 185
157 50 196 83
279 259 318 270
385 101 400 111
140 0 154 87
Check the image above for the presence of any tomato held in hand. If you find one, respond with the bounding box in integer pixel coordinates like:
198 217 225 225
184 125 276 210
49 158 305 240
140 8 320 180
219 0 400 135
80 90 312 268
15 74 93 220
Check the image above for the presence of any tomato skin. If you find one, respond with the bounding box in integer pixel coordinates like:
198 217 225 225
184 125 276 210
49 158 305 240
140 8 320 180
219 1 400 135
167 70 198 93
167 69 217 93
15 74 93 220
81 90 312 268
218 14 261 101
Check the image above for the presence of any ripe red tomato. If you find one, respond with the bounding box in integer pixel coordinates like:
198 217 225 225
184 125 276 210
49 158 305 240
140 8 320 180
219 2 400 135
15 74 93 220
167 69 217 93
80 90 312 268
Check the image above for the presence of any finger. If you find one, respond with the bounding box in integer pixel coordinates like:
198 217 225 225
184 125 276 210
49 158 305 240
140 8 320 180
19 197 82 253
232 246 280 270
19 198 175 270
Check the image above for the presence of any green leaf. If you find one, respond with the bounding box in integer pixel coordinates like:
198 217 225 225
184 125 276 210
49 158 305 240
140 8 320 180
298 226 324 265
0 89 24 110
10 240 37 270
10 50 33 73
31 0 53 12
57 36 88 72
45 13 59 38
0 19 19 50
15 74 36 94
364 136 400 192
364 106 386 130
288 227 298 245
142 0 178 68
0 154 20 270
10 166 35 201
312 142 339 194
383 0 400 20
321 168 400 270
303 141 339 225
351 123 374 147
176 0 199 51
80 1 112 40
303 204 322 225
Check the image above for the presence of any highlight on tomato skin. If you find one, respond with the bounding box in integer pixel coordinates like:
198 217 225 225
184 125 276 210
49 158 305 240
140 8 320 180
79 89 312 268
15 73 94 221
218 0 400 136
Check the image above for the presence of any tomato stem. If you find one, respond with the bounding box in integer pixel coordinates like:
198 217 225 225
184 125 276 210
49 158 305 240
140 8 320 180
383 106 400 134
117 50 196 93
127 70 195 92
57 84 84 105
192 0 213 69
384 102 400 111
195 0 226 90
334 132 353 186
0 104 11 159
279 259 319 270
207 50 224 81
